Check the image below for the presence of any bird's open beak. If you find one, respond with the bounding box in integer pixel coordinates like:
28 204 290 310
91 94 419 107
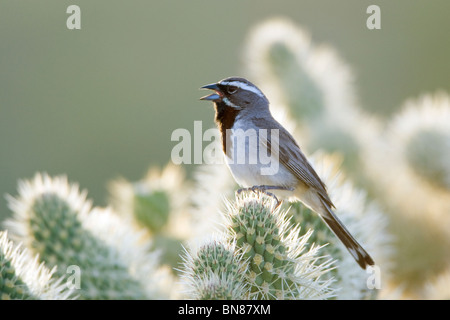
200 83 221 101
201 83 220 91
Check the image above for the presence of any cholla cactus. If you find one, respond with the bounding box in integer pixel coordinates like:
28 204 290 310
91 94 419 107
108 164 191 271
224 192 335 300
287 153 392 299
180 238 247 300
184 154 389 300
0 231 71 300
422 268 450 300
189 148 237 236
362 92 450 290
387 92 450 193
5 173 164 299
109 163 188 233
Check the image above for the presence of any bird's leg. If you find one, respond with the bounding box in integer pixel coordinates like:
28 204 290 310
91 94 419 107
236 185 294 208
253 185 295 192
236 187 253 194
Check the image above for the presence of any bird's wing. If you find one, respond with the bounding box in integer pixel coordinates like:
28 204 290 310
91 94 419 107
254 117 335 208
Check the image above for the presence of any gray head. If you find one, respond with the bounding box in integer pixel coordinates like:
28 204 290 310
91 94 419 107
200 77 269 113
200 77 271 153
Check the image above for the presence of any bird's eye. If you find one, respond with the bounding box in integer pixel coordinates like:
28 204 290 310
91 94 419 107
226 86 238 94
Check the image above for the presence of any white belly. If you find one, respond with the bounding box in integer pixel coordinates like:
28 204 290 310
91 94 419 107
224 121 297 192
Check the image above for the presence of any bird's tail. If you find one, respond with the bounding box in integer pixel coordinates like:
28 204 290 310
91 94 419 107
319 201 375 270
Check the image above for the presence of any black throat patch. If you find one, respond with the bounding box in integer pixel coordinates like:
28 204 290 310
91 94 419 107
214 101 240 155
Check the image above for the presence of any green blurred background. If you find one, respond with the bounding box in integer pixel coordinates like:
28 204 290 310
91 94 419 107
1 0 449 221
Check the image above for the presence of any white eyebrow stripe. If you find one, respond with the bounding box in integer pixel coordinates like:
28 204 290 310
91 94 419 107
222 97 241 110
220 81 264 98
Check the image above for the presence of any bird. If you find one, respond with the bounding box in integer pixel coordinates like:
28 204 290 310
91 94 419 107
200 76 375 270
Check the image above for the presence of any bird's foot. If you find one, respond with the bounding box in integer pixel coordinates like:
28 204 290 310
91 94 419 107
236 185 293 209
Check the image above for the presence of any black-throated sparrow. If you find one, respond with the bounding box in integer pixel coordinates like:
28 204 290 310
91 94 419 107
200 76 374 270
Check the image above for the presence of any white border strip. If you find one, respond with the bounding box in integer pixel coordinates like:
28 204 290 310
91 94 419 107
220 81 264 98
